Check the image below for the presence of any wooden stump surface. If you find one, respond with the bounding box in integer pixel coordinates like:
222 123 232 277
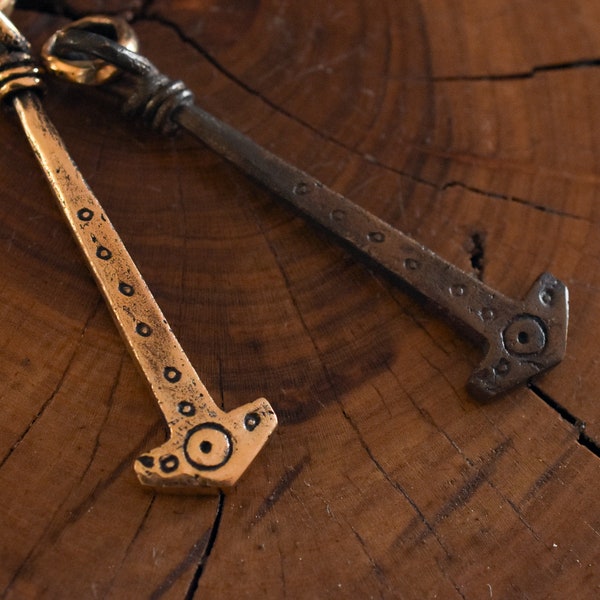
1 1 600 598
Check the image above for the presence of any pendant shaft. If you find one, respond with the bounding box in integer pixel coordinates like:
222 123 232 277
175 104 568 398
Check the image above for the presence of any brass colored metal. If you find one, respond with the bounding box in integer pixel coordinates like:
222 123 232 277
0 11 43 102
44 17 569 400
0 0 14 16
0 12 277 493
42 15 139 85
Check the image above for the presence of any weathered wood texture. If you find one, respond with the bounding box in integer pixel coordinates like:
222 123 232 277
1 1 600 598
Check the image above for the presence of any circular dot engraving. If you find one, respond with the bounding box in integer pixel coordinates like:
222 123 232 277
293 181 310 195
76 208 94 221
539 288 554 306
367 231 385 243
494 358 510 376
450 284 466 297
503 315 547 356
479 307 496 321
404 258 419 270
244 412 261 431
96 246 112 260
178 401 196 417
473 367 492 383
118 281 135 296
159 454 179 473
184 423 233 471
164 366 182 383
137 455 154 468
330 209 346 222
136 322 152 337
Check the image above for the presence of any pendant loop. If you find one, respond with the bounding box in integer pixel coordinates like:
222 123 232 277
42 15 138 85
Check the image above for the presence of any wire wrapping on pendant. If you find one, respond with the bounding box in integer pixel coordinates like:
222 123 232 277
0 12 43 102
123 74 194 135
47 27 194 135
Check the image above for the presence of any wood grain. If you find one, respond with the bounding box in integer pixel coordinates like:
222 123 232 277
1 1 600 598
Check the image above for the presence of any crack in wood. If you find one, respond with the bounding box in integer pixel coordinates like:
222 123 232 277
529 383 600 459
183 491 224 600
148 492 224 599
15 5 591 228
497 486 544 544
1 418 163 597
441 181 586 221
468 231 485 280
430 57 600 83
383 357 472 465
349 525 391 597
149 529 211 600
123 13 573 223
76 348 127 485
139 14 595 223
107 494 156 592
342 404 452 558
16 0 151 19
53 419 164 538
0 297 103 470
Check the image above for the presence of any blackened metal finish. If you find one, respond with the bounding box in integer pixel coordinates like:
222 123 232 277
47 24 569 399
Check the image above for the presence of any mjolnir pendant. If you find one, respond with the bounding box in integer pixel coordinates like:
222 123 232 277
41 15 569 400
0 11 277 494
